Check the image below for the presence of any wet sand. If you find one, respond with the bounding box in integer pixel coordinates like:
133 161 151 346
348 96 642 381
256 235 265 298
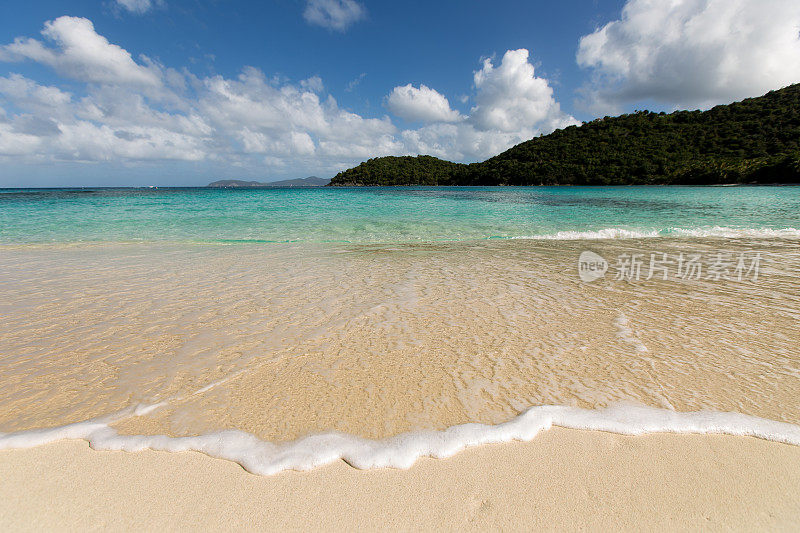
2 239 799 440
1 239 799 530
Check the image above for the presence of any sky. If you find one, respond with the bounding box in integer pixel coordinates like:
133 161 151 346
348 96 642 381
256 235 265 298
1 0 799 186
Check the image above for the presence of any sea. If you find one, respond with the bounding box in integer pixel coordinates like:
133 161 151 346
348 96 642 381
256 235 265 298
1 186 800 244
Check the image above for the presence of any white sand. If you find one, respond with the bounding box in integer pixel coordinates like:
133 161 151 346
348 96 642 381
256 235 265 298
1 428 799 531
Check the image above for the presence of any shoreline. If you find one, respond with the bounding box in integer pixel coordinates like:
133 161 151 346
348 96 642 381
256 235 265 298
3 403 800 475
1 428 798 531
2 226 800 249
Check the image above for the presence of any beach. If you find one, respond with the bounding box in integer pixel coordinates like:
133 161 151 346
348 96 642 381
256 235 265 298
2 430 799 531
1 187 799 529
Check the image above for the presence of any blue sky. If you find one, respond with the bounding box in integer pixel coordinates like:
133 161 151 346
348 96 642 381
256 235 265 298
1 0 799 186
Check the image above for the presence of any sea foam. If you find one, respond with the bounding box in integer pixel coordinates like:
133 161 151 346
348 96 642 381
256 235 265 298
1 404 799 476
512 226 800 240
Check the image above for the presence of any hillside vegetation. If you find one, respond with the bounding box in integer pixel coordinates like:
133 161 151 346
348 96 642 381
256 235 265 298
330 85 800 186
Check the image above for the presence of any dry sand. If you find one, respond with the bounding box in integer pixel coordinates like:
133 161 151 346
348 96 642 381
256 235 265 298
1 429 799 531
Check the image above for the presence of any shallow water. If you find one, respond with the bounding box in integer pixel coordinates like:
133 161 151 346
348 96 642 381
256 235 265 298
2 186 799 244
1 238 799 442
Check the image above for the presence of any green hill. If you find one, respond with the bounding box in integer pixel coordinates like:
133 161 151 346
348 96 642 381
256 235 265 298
330 84 800 186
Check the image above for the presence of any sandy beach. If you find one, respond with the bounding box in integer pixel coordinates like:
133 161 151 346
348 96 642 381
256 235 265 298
2 429 799 531
2 203 799 530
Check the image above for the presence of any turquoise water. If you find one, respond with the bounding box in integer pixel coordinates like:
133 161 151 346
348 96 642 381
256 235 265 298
1 186 799 244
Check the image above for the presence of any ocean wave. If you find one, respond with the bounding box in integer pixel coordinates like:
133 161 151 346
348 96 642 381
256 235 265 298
1 404 798 476
512 226 800 240
2 226 800 247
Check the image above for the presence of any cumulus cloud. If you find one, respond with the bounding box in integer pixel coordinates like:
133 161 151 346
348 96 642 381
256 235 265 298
0 17 401 167
0 74 72 114
0 123 43 156
0 17 576 178
385 49 578 160
303 0 365 32
577 0 800 111
198 66 402 159
0 74 207 160
470 49 576 133
0 16 160 86
387 84 462 123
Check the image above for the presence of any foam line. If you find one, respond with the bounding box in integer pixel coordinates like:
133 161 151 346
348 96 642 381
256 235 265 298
2 404 799 476
511 226 800 240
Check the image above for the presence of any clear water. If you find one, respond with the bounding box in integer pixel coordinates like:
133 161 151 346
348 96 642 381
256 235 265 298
1 186 799 244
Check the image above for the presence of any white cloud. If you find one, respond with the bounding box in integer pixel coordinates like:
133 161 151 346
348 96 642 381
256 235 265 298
0 16 161 87
345 72 366 92
577 0 800 111
400 123 534 162
385 49 578 160
0 74 206 161
470 49 576 133
114 0 159 15
303 0 365 32
387 84 462 123
0 17 576 180
0 74 72 113
0 123 43 156
300 76 324 93
55 122 205 162
199 67 402 160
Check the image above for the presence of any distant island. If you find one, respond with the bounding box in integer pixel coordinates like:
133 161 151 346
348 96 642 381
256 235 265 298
208 176 330 187
330 84 800 186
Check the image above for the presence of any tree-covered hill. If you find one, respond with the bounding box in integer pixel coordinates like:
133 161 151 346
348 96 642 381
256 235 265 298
329 156 463 186
329 84 800 186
